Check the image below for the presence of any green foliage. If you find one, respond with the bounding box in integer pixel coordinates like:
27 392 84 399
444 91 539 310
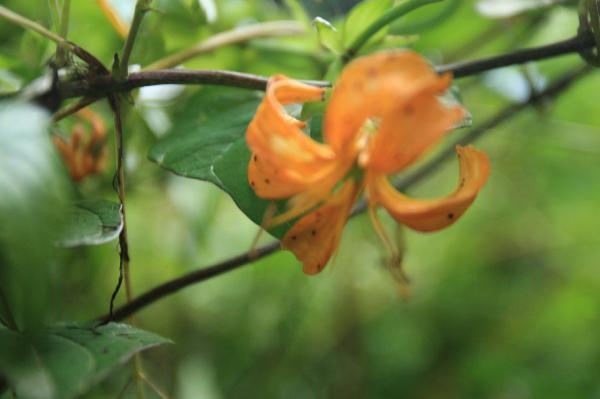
0 0 599 398
0 101 66 332
0 323 169 399
342 0 392 48
59 200 123 247
313 17 343 54
149 86 295 238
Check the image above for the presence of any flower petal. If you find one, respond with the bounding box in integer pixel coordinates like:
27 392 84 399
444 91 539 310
282 179 358 275
368 146 490 232
247 75 340 199
324 50 442 153
363 77 465 175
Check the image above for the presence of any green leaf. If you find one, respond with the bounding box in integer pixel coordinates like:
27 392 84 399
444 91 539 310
0 323 170 399
342 0 393 48
0 101 68 332
149 87 292 237
313 17 343 54
58 199 123 247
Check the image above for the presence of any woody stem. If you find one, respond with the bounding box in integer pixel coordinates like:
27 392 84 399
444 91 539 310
437 31 596 78
54 32 594 101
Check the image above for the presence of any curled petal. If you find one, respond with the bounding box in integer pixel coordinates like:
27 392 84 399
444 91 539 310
368 146 490 232
248 152 309 198
363 78 465 175
282 179 358 275
324 50 444 153
247 75 340 199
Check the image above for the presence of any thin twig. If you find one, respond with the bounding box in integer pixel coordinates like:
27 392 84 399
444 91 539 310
109 94 146 399
0 5 72 48
118 0 152 79
439 32 596 78
98 65 592 323
145 21 306 70
52 96 99 122
108 96 133 307
98 241 280 323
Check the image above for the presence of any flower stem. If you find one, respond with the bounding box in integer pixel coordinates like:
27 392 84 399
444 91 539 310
343 0 443 62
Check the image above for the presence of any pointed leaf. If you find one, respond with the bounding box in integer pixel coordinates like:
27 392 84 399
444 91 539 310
313 17 343 54
148 87 291 236
0 323 170 399
343 0 393 48
58 199 123 247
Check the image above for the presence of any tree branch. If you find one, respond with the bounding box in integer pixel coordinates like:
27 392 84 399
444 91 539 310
58 32 594 101
438 31 595 78
98 65 592 323
98 241 281 323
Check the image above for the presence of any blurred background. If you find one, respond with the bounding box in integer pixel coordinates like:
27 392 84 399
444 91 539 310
1 0 600 398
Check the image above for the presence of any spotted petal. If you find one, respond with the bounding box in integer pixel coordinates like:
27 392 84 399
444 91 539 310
363 77 464 175
367 146 490 232
247 75 339 200
324 50 444 153
282 179 358 274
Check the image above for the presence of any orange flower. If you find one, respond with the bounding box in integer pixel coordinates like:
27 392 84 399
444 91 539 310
246 50 490 277
53 108 108 182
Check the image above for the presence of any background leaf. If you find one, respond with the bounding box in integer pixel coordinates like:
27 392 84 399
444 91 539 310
149 87 307 238
313 17 343 54
148 88 274 232
0 101 68 332
0 323 169 399
342 0 393 48
58 199 123 247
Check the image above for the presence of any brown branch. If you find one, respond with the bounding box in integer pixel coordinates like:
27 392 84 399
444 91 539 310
58 32 594 102
98 64 592 323
98 241 281 323
58 70 328 99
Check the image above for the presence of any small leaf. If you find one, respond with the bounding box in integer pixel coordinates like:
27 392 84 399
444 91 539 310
0 323 169 399
58 199 123 247
342 0 393 48
313 17 343 54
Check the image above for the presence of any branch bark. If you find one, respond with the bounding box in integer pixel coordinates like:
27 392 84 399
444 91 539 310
57 32 594 101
